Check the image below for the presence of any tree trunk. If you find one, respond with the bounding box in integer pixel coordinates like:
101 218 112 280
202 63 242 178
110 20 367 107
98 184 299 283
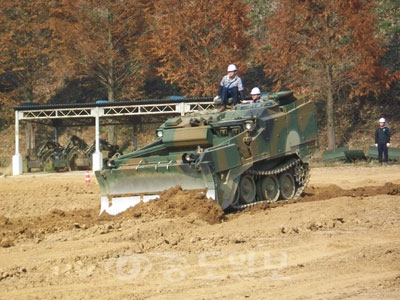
25 122 35 154
326 65 336 150
107 87 117 146
24 88 35 154
107 22 118 146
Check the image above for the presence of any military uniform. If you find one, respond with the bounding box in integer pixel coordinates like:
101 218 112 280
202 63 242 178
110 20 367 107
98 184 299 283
375 121 390 165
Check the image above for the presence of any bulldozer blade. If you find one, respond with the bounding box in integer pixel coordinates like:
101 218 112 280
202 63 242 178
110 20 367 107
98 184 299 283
95 163 216 215
100 195 159 216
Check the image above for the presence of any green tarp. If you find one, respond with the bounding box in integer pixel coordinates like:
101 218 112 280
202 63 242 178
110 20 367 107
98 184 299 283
367 146 400 161
322 147 366 163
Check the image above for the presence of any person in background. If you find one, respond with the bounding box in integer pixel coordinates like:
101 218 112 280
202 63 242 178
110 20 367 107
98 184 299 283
214 64 245 112
375 117 390 165
250 87 262 103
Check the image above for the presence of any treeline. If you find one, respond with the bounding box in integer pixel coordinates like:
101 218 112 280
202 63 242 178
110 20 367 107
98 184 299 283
0 0 399 149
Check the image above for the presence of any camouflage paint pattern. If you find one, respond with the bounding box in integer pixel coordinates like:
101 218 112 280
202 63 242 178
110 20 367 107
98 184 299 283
95 91 319 214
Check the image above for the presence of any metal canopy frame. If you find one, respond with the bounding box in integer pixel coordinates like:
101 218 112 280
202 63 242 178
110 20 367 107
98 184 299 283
12 98 215 175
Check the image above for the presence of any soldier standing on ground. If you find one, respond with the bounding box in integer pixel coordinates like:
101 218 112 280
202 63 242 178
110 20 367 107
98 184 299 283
375 117 390 165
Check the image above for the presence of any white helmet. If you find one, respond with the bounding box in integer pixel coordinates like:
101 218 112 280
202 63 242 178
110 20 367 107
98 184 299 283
250 87 261 95
379 117 386 123
227 64 237 72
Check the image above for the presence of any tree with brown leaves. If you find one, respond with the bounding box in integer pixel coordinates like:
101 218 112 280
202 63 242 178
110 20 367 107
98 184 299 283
50 0 147 144
143 0 251 96
50 0 148 100
260 0 397 150
0 0 55 105
0 0 56 151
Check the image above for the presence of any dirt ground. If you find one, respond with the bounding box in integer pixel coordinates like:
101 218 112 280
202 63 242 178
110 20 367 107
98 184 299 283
1 164 400 300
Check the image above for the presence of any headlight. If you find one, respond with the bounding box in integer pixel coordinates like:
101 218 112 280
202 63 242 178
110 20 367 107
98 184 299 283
106 159 116 168
182 152 199 164
245 121 255 131
156 130 163 138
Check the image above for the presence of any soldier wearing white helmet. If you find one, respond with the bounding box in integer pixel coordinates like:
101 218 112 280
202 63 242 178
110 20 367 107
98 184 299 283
250 87 261 103
215 64 245 112
375 117 390 165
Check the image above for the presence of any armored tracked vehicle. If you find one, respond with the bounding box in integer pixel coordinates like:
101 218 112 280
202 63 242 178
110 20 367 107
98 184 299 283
95 91 319 215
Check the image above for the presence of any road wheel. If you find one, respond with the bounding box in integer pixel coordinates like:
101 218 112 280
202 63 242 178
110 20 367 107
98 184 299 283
239 174 256 204
279 172 296 200
257 175 280 202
